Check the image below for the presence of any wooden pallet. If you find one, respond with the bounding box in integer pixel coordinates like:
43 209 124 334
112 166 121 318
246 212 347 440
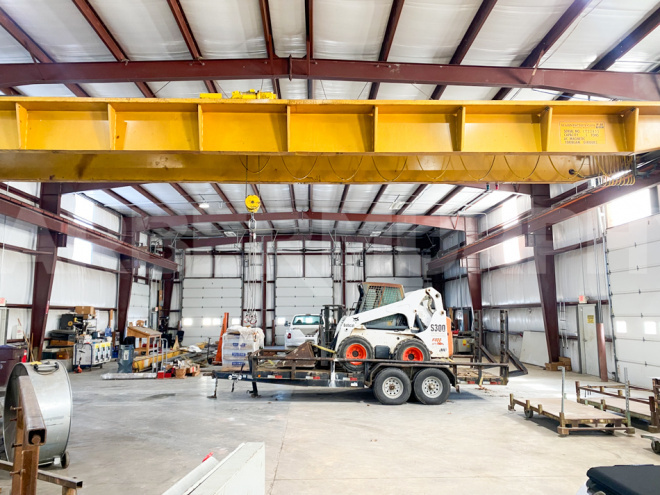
509 394 635 436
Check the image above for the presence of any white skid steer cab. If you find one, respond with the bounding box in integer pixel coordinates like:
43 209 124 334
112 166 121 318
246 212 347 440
334 286 453 372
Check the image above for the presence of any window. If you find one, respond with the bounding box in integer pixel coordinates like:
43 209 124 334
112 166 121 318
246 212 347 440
607 189 652 228
292 315 321 325
616 320 627 334
212 318 222 326
202 318 212 326
503 237 521 264
182 318 193 327
644 321 657 335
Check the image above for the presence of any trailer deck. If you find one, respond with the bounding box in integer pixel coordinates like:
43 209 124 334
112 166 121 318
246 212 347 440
211 348 511 405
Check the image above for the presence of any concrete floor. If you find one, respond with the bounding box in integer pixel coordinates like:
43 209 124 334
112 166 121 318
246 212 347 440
0 365 658 494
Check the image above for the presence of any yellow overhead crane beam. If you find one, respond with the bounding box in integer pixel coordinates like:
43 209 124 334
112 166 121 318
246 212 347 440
0 98 658 184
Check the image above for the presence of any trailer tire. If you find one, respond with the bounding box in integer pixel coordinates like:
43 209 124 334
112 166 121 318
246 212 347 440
413 368 451 405
373 368 412 405
337 336 373 372
394 339 430 362
652 440 660 455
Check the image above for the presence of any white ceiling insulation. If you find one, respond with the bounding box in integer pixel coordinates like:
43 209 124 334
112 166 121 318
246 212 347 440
0 24 31 62
465 190 512 213
389 0 481 64
215 79 274 96
88 0 190 61
403 184 456 215
432 188 483 215
0 0 113 61
463 0 575 67
314 0 392 60
180 0 267 58
376 83 434 100
541 0 660 70
278 79 308 99
313 81 372 99
14 84 76 97
609 25 660 72
269 0 306 57
111 187 165 217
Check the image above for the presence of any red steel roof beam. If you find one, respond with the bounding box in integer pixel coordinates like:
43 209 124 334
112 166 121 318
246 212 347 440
3 58 660 100
556 4 660 101
356 184 387 235
259 0 280 98
210 183 250 231
492 0 591 100
431 0 497 100
0 6 88 97
170 183 225 234
369 0 406 99
166 0 216 94
71 0 154 98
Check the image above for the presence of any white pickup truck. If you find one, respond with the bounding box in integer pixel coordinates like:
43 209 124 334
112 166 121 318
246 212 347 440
284 314 324 348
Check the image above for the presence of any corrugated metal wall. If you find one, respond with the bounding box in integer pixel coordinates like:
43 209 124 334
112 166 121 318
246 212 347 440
0 191 163 340
182 241 425 345
439 196 619 378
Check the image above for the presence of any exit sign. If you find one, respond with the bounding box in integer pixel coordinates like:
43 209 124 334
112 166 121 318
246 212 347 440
0 298 6 306
578 295 587 304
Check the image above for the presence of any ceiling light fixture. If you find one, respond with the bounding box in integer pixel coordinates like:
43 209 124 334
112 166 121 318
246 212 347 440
199 202 210 209
370 231 382 237
225 231 236 237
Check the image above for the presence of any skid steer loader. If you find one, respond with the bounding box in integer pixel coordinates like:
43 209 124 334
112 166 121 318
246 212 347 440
334 286 453 372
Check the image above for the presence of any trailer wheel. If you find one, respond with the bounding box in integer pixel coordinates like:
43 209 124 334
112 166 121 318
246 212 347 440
394 339 430 362
337 336 373 372
413 369 451 405
373 368 411 405
524 409 534 419
652 440 660 455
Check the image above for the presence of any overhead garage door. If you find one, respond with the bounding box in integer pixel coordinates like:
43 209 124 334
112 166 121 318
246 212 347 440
607 214 660 386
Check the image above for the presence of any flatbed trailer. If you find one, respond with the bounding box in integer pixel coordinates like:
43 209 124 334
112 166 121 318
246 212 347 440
211 348 510 405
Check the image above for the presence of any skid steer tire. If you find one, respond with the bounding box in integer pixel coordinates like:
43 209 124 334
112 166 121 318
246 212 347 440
373 368 412 405
413 368 451 405
394 339 430 362
337 336 373 372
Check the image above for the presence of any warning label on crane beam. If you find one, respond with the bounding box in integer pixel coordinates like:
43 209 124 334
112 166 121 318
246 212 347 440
560 122 606 145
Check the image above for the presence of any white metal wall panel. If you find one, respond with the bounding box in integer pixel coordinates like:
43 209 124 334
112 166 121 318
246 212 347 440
305 255 331 278
277 254 303 278
344 253 363 281
50 263 117 308
57 245 119 271
555 246 607 303
0 250 33 304
553 210 602 249
395 255 422 277
185 255 214 278
482 261 539 306
608 213 660 386
215 255 242 278
480 236 533 269
444 278 470 308
0 216 37 250
366 254 393 277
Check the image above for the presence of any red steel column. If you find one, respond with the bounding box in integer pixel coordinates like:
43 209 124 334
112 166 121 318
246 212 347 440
531 186 560 363
29 184 63 359
116 218 139 341
464 217 482 311
262 239 268 343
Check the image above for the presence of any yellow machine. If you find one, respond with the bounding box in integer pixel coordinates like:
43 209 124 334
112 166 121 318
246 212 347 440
200 89 277 100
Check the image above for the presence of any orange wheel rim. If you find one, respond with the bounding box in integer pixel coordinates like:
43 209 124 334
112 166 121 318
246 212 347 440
402 346 424 361
346 344 367 365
